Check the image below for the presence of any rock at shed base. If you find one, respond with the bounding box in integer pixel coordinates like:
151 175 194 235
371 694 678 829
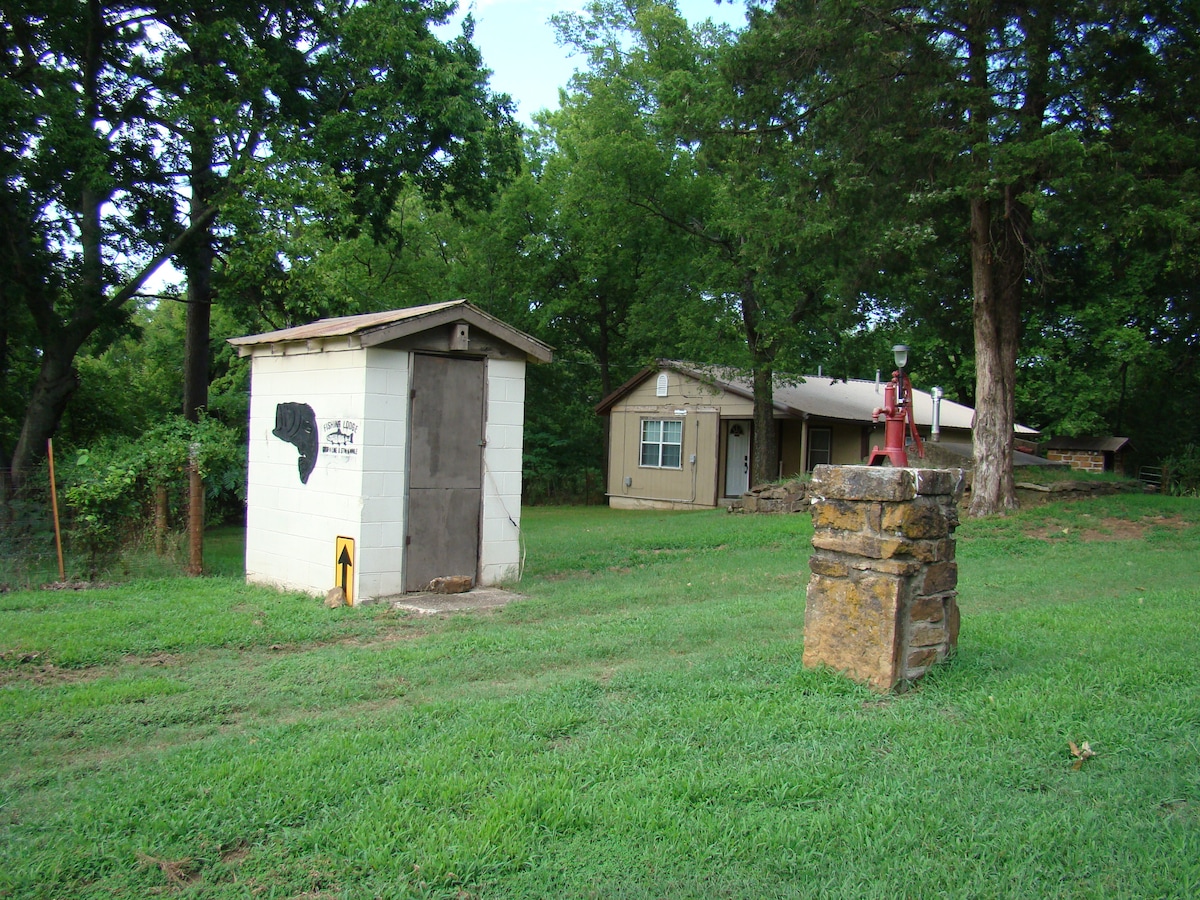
427 575 473 594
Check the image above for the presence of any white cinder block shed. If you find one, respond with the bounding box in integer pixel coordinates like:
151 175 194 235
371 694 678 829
228 300 552 604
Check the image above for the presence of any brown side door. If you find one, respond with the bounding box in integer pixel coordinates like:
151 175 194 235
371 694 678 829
405 353 485 591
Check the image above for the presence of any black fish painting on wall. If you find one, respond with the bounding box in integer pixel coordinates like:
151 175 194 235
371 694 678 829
272 402 318 483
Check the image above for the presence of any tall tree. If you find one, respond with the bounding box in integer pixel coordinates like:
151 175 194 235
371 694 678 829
1018 0 1200 453
3 0 189 490
0 0 517 490
554 0 860 485
732 0 1199 513
528 93 723 399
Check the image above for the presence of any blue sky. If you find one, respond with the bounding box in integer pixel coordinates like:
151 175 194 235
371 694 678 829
446 0 749 123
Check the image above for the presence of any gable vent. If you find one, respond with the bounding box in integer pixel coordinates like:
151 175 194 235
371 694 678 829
656 372 669 397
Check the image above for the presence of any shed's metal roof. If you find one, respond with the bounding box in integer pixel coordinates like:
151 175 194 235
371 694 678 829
1043 436 1132 453
228 300 553 362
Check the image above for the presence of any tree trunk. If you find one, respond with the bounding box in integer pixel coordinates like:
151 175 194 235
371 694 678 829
182 277 212 422
182 129 216 422
964 7 1023 517
968 195 1023 516
751 362 777 485
9 346 82 493
9 0 107 491
740 277 778 486
10 190 104 493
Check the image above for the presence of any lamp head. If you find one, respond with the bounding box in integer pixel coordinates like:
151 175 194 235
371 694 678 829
892 344 909 369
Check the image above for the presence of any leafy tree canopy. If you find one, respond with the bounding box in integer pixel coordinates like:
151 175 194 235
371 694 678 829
1 0 519 491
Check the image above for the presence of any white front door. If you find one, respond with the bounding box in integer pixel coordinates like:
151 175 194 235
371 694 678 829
725 422 751 496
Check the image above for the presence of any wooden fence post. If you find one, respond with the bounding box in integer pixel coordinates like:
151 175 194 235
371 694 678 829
188 444 203 576
47 439 65 582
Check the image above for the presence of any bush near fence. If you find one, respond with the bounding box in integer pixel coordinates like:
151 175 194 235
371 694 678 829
522 467 606 506
1 416 246 588
1 468 216 588
1162 444 1200 497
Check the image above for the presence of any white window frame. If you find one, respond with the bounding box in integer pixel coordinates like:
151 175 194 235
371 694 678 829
640 419 684 469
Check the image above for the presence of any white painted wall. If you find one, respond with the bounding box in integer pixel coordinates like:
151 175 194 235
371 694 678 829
244 350 369 601
480 358 527 585
357 348 411 599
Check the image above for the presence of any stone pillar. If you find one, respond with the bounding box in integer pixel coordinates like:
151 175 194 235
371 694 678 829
803 465 965 692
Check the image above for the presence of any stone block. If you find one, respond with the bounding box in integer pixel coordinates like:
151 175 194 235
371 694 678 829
851 556 923 577
907 538 957 564
914 468 967 500
881 497 958 539
908 618 947 648
909 593 946 623
812 499 882 533
906 647 938 670
428 575 473 594
812 465 917 502
922 562 958 595
809 552 850 578
812 530 906 560
946 596 961 645
804 571 904 691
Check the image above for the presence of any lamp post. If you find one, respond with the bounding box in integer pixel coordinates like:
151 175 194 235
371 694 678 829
867 345 925 467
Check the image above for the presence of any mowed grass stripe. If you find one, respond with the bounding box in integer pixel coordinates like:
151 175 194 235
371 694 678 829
1 495 1197 898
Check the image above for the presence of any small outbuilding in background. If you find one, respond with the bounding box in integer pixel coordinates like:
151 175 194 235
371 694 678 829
229 300 552 605
1043 436 1133 475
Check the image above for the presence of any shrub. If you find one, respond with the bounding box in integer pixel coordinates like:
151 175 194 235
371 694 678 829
1162 443 1200 497
63 415 246 573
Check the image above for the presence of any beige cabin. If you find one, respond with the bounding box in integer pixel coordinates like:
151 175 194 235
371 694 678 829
595 361 1036 510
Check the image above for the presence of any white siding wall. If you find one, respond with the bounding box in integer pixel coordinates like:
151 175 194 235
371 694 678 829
480 358 526 585
358 349 411 599
244 350 369 600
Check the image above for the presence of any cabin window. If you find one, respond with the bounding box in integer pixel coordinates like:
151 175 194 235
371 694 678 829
807 428 832 471
640 419 683 468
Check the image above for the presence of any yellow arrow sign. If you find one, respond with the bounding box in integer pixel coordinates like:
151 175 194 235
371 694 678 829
335 536 355 606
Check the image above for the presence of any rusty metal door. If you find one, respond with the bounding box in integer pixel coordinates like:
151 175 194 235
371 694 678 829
406 353 485 591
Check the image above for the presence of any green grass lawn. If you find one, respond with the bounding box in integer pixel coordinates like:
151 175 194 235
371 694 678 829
1 495 1198 898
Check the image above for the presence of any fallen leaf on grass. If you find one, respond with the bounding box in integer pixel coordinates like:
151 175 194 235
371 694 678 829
136 851 199 886
1069 740 1097 770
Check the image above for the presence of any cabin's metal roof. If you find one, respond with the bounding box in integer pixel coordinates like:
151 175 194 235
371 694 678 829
597 361 1038 435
